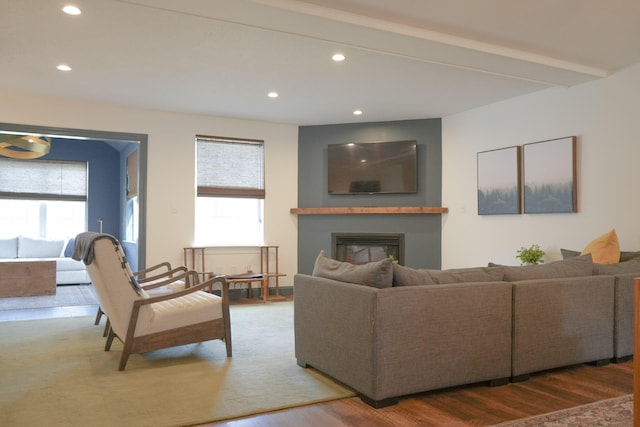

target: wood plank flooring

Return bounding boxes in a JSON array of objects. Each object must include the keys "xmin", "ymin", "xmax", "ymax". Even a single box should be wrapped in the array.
[{"xmin": 205, "ymin": 355, "xmax": 632, "ymax": 427}]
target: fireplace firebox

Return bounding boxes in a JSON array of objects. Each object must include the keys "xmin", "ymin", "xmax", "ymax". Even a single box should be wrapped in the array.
[{"xmin": 332, "ymin": 233, "xmax": 404, "ymax": 265}]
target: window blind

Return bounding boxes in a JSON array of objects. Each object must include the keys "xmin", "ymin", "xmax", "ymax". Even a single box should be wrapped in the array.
[
  {"xmin": 0, "ymin": 158, "xmax": 87, "ymax": 201},
  {"xmin": 196, "ymin": 135, "xmax": 265, "ymax": 198}
]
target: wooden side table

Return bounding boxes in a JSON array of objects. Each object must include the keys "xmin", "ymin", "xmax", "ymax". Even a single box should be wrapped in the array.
[{"xmin": 0, "ymin": 260, "xmax": 56, "ymax": 297}]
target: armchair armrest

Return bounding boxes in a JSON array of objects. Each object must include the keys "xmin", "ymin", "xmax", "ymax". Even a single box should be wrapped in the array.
[
  {"xmin": 134, "ymin": 261, "xmax": 172, "ymax": 277},
  {"xmin": 138, "ymin": 266, "xmax": 190, "ymax": 288}
]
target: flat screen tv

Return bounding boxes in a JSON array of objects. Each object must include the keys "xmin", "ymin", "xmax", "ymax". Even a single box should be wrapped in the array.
[{"xmin": 327, "ymin": 140, "xmax": 417, "ymax": 195}]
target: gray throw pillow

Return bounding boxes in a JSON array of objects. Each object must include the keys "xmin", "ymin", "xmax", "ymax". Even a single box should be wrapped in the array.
[
  {"xmin": 502, "ymin": 254, "xmax": 594, "ymax": 281},
  {"xmin": 594, "ymin": 256, "xmax": 640, "ymax": 275},
  {"xmin": 560, "ymin": 248, "xmax": 581, "ymax": 259},
  {"xmin": 312, "ymin": 250, "xmax": 393, "ymax": 289}
]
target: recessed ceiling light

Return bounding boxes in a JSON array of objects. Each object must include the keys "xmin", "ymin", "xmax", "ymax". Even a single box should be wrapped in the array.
[
  {"xmin": 56, "ymin": 64, "xmax": 72, "ymax": 71},
  {"xmin": 353, "ymin": 110, "xmax": 363, "ymax": 116},
  {"xmin": 62, "ymin": 5, "xmax": 82, "ymax": 15},
  {"xmin": 267, "ymin": 91, "xmax": 279, "ymax": 98},
  {"xmin": 332, "ymin": 53, "xmax": 346, "ymax": 62}
]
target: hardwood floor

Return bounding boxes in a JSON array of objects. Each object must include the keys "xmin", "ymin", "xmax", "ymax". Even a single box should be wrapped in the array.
[
  {"xmin": 1, "ymin": 295, "xmax": 633, "ymax": 426},
  {"xmin": 205, "ymin": 356, "xmax": 633, "ymax": 427}
]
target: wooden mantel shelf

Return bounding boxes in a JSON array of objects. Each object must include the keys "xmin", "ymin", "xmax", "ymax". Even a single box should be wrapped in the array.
[{"xmin": 290, "ymin": 207, "xmax": 448, "ymax": 215}]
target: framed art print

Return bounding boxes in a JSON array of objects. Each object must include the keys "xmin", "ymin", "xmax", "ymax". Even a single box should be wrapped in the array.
[
  {"xmin": 523, "ymin": 136, "xmax": 577, "ymax": 213},
  {"xmin": 477, "ymin": 146, "xmax": 521, "ymax": 215}
]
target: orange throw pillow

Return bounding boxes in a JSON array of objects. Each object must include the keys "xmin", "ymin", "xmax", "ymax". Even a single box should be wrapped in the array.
[{"xmin": 581, "ymin": 229, "xmax": 620, "ymax": 264}]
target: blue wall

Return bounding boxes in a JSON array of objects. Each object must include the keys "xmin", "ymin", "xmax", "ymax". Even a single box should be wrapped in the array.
[
  {"xmin": 47, "ymin": 138, "xmax": 121, "ymax": 238},
  {"xmin": 297, "ymin": 118, "xmax": 443, "ymax": 274}
]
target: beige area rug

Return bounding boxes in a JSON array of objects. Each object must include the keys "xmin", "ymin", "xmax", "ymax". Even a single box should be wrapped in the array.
[
  {"xmin": 0, "ymin": 301, "xmax": 355, "ymax": 427},
  {"xmin": 0, "ymin": 284, "xmax": 98, "ymax": 310},
  {"xmin": 492, "ymin": 394, "xmax": 633, "ymax": 426}
]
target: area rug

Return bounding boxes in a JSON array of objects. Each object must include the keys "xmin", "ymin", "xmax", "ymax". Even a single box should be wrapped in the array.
[
  {"xmin": 0, "ymin": 301, "xmax": 355, "ymax": 426},
  {"xmin": 492, "ymin": 394, "xmax": 633, "ymax": 426},
  {"xmin": 0, "ymin": 284, "xmax": 98, "ymax": 310}
]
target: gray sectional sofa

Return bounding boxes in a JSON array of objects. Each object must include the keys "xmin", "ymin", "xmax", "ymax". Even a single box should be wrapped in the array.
[{"xmin": 294, "ymin": 251, "xmax": 640, "ymax": 407}]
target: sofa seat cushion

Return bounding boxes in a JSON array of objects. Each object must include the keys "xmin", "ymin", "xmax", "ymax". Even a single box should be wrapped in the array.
[
  {"xmin": 136, "ymin": 291, "xmax": 222, "ymax": 336},
  {"xmin": 18, "ymin": 236, "xmax": 65, "ymax": 258},
  {"xmin": 55, "ymin": 257, "xmax": 87, "ymax": 272},
  {"xmin": 594, "ymin": 256, "xmax": 640, "ymax": 275},
  {"xmin": 312, "ymin": 250, "xmax": 393, "ymax": 289},
  {"xmin": 580, "ymin": 229, "xmax": 620, "ymax": 264},
  {"xmin": 502, "ymin": 254, "xmax": 593, "ymax": 281},
  {"xmin": 0, "ymin": 237, "xmax": 18, "ymax": 258}
]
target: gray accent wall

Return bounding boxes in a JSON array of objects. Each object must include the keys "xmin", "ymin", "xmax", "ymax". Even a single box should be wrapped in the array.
[{"xmin": 297, "ymin": 118, "xmax": 442, "ymax": 274}]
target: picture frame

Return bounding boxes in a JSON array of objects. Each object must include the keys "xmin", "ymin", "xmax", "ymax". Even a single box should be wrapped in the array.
[
  {"xmin": 477, "ymin": 146, "xmax": 521, "ymax": 215},
  {"xmin": 523, "ymin": 136, "xmax": 577, "ymax": 213}
]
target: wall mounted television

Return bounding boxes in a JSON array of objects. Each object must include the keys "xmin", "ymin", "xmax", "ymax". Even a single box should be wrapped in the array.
[{"xmin": 327, "ymin": 140, "xmax": 417, "ymax": 195}]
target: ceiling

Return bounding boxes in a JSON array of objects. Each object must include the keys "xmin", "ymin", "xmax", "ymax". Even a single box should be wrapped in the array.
[{"xmin": 3, "ymin": 0, "xmax": 640, "ymax": 126}]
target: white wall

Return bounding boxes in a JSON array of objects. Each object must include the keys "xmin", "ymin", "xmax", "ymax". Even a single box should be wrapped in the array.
[
  {"xmin": 442, "ymin": 62, "xmax": 640, "ymax": 268},
  {"xmin": 0, "ymin": 93, "xmax": 298, "ymax": 285}
]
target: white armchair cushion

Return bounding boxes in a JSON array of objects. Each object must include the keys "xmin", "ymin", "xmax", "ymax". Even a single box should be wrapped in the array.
[
  {"xmin": 0, "ymin": 237, "xmax": 18, "ymax": 258},
  {"xmin": 136, "ymin": 291, "xmax": 223, "ymax": 336},
  {"xmin": 18, "ymin": 236, "xmax": 65, "ymax": 258}
]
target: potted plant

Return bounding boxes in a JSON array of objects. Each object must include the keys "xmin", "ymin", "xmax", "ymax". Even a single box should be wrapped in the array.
[{"xmin": 516, "ymin": 244, "xmax": 545, "ymax": 265}]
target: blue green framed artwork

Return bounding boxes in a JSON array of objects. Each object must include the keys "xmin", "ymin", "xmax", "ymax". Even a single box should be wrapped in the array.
[
  {"xmin": 523, "ymin": 136, "xmax": 577, "ymax": 214},
  {"xmin": 477, "ymin": 146, "xmax": 521, "ymax": 215}
]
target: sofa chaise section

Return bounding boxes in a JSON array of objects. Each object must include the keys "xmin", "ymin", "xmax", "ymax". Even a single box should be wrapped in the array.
[{"xmin": 294, "ymin": 274, "xmax": 513, "ymax": 407}]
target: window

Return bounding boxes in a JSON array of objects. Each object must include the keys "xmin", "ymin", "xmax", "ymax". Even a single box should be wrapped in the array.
[
  {"xmin": 0, "ymin": 158, "xmax": 87, "ymax": 238},
  {"xmin": 195, "ymin": 136, "xmax": 264, "ymax": 246}
]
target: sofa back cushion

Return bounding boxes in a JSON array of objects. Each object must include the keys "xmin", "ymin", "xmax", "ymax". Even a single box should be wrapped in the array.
[
  {"xmin": 392, "ymin": 263, "xmax": 437, "ymax": 286},
  {"xmin": 312, "ymin": 250, "xmax": 393, "ymax": 289},
  {"xmin": 594, "ymin": 256, "xmax": 640, "ymax": 275},
  {"xmin": 502, "ymin": 254, "xmax": 594, "ymax": 281},
  {"xmin": 0, "ymin": 237, "xmax": 18, "ymax": 258},
  {"xmin": 430, "ymin": 266, "xmax": 505, "ymax": 284},
  {"xmin": 392, "ymin": 264, "xmax": 504, "ymax": 286},
  {"xmin": 18, "ymin": 236, "xmax": 65, "ymax": 258}
]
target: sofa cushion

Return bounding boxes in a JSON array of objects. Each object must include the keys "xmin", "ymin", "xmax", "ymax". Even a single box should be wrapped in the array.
[
  {"xmin": 64, "ymin": 238, "xmax": 76, "ymax": 257},
  {"xmin": 593, "ymin": 256, "xmax": 640, "ymax": 275},
  {"xmin": 392, "ymin": 263, "xmax": 437, "ymax": 286},
  {"xmin": 502, "ymin": 254, "xmax": 594, "ymax": 281},
  {"xmin": 562, "ymin": 247, "xmax": 640, "ymax": 263},
  {"xmin": 560, "ymin": 248, "xmax": 581, "ymax": 259},
  {"xmin": 18, "ymin": 236, "xmax": 65, "ymax": 258},
  {"xmin": 620, "ymin": 251, "xmax": 640, "ymax": 262},
  {"xmin": 0, "ymin": 237, "xmax": 18, "ymax": 258},
  {"xmin": 312, "ymin": 250, "xmax": 393, "ymax": 289},
  {"xmin": 430, "ymin": 266, "xmax": 505, "ymax": 284},
  {"xmin": 56, "ymin": 257, "xmax": 87, "ymax": 272},
  {"xmin": 580, "ymin": 229, "xmax": 620, "ymax": 264}
]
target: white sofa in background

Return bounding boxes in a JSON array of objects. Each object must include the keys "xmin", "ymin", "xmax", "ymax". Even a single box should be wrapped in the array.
[{"xmin": 0, "ymin": 236, "xmax": 90, "ymax": 285}]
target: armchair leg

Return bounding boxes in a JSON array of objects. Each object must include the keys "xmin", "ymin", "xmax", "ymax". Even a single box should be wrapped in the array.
[
  {"xmin": 95, "ymin": 307, "xmax": 104, "ymax": 325},
  {"xmin": 105, "ymin": 328, "xmax": 116, "ymax": 351}
]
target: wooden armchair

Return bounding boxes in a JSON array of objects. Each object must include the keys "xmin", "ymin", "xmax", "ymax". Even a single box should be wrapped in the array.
[{"xmin": 75, "ymin": 232, "xmax": 231, "ymax": 370}]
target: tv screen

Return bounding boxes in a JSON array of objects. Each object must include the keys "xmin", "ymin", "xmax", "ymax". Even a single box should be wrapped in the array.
[{"xmin": 328, "ymin": 140, "xmax": 417, "ymax": 195}]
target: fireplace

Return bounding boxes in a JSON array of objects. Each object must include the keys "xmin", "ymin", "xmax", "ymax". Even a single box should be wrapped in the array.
[{"xmin": 332, "ymin": 233, "xmax": 404, "ymax": 265}]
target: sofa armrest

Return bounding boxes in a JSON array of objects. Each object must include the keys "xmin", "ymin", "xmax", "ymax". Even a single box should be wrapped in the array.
[
  {"xmin": 613, "ymin": 272, "xmax": 638, "ymax": 359},
  {"xmin": 294, "ymin": 274, "xmax": 379, "ymax": 395}
]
